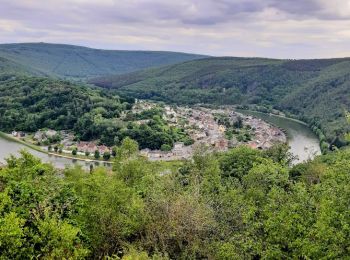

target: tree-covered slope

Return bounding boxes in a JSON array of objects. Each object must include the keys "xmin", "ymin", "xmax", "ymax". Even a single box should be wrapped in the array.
[
  {"xmin": 0, "ymin": 75, "xmax": 128, "ymax": 133},
  {"xmin": 2, "ymin": 140, "xmax": 350, "ymax": 259},
  {"xmin": 0, "ymin": 75, "xmax": 192, "ymax": 149},
  {"xmin": 0, "ymin": 56, "xmax": 44, "ymax": 76},
  {"xmin": 0, "ymin": 43, "xmax": 206, "ymax": 79},
  {"xmin": 91, "ymin": 57, "xmax": 350, "ymax": 143}
]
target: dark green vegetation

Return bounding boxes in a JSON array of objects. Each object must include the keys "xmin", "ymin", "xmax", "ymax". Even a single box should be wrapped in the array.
[
  {"xmin": 0, "ymin": 43, "xmax": 205, "ymax": 79},
  {"xmin": 91, "ymin": 57, "xmax": 350, "ymax": 147},
  {"xmin": 0, "ymin": 75, "xmax": 190, "ymax": 149},
  {"xmin": 1, "ymin": 139, "xmax": 350, "ymax": 259}
]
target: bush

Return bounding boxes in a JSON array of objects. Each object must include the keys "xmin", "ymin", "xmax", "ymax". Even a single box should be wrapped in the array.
[
  {"xmin": 160, "ymin": 144, "xmax": 172, "ymax": 151},
  {"xmin": 94, "ymin": 150, "xmax": 100, "ymax": 159},
  {"xmin": 103, "ymin": 151, "xmax": 111, "ymax": 160}
]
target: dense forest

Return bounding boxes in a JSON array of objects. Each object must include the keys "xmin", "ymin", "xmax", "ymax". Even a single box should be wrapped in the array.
[
  {"xmin": 0, "ymin": 43, "xmax": 206, "ymax": 79},
  {"xmin": 91, "ymin": 57, "xmax": 350, "ymax": 146},
  {"xmin": 1, "ymin": 140, "xmax": 350, "ymax": 259},
  {"xmin": 0, "ymin": 75, "xmax": 190, "ymax": 149}
]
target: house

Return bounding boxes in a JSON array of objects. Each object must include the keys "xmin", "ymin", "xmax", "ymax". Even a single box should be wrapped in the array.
[
  {"xmin": 87, "ymin": 143, "xmax": 98, "ymax": 153},
  {"xmin": 247, "ymin": 142, "xmax": 258, "ymax": 149},
  {"xmin": 77, "ymin": 142, "xmax": 98, "ymax": 153},
  {"xmin": 215, "ymin": 139, "xmax": 228, "ymax": 151},
  {"xmin": 77, "ymin": 141, "xmax": 89, "ymax": 152},
  {"xmin": 98, "ymin": 145, "xmax": 109, "ymax": 154},
  {"xmin": 173, "ymin": 142, "xmax": 185, "ymax": 156},
  {"xmin": 46, "ymin": 129, "xmax": 57, "ymax": 138},
  {"xmin": 140, "ymin": 148, "xmax": 151, "ymax": 157},
  {"xmin": 34, "ymin": 131, "xmax": 45, "ymax": 141},
  {"xmin": 135, "ymin": 119, "xmax": 150, "ymax": 125}
]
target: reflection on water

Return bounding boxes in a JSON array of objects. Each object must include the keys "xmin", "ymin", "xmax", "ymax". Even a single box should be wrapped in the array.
[
  {"xmin": 0, "ymin": 136, "xmax": 111, "ymax": 169},
  {"xmin": 237, "ymin": 110, "xmax": 321, "ymax": 163}
]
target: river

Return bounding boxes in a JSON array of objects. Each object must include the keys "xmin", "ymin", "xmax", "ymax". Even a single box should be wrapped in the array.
[
  {"xmin": 238, "ymin": 110, "xmax": 321, "ymax": 162},
  {"xmin": 0, "ymin": 112, "xmax": 320, "ymax": 167},
  {"xmin": 0, "ymin": 135, "xmax": 112, "ymax": 169}
]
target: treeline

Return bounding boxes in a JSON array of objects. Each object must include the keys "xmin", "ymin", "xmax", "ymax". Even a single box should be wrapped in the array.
[{"xmin": 1, "ymin": 140, "xmax": 350, "ymax": 259}]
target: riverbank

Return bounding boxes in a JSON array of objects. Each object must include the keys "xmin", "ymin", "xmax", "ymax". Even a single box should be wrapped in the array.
[
  {"xmin": 235, "ymin": 109, "xmax": 309, "ymax": 126},
  {"xmin": 0, "ymin": 132, "xmax": 114, "ymax": 165},
  {"xmin": 237, "ymin": 109, "xmax": 321, "ymax": 162}
]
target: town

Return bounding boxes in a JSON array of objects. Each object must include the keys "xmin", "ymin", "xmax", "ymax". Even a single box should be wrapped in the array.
[{"xmin": 11, "ymin": 100, "xmax": 287, "ymax": 162}]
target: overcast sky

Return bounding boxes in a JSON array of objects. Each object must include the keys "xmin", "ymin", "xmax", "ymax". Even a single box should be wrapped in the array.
[{"xmin": 1, "ymin": 0, "xmax": 350, "ymax": 58}]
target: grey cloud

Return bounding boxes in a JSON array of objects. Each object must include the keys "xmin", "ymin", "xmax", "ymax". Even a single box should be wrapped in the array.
[{"xmin": 1, "ymin": 0, "xmax": 350, "ymax": 59}]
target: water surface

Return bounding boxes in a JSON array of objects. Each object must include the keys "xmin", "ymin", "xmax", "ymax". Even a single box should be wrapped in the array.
[
  {"xmin": 238, "ymin": 110, "xmax": 321, "ymax": 162},
  {"xmin": 0, "ymin": 135, "xmax": 111, "ymax": 169}
]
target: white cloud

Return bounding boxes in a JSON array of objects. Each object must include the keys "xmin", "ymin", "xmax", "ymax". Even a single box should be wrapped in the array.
[{"xmin": 0, "ymin": 0, "xmax": 350, "ymax": 58}]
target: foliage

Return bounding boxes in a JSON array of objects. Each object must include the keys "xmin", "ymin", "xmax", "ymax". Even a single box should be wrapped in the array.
[
  {"xmin": 0, "ymin": 75, "xmax": 189, "ymax": 150},
  {"xmin": 1, "ymin": 145, "xmax": 350, "ymax": 258}
]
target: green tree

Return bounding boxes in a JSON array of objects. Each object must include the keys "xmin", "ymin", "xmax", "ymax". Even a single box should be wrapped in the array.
[
  {"xmin": 103, "ymin": 151, "xmax": 111, "ymax": 161},
  {"xmin": 160, "ymin": 144, "xmax": 172, "ymax": 151},
  {"xmin": 94, "ymin": 150, "xmax": 100, "ymax": 159}
]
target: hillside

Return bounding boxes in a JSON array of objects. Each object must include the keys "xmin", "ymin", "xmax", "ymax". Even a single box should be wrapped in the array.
[
  {"xmin": 0, "ymin": 75, "xmax": 193, "ymax": 150},
  {"xmin": 2, "ymin": 137, "xmax": 350, "ymax": 258},
  {"xmin": 91, "ymin": 57, "xmax": 350, "ymax": 144},
  {"xmin": 0, "ymin": 43, "xmax": 206, "ymax": 79}
]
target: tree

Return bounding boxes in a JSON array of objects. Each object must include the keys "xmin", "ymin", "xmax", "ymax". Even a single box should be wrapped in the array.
[
  {"xmin": 116, "ymin": 137, "xmax": 139, "ymax": 161},
  {"xmin": 103, "ymin": 151, "xmax": 111, "ymax": 161},
  {"xmin": 72, "ymin": 148, "xmax": 77, "ymax": 156},
  {"xmin": 160, "ymin": 144, "xmax": 172, "ymax": 151},
  {"xmin": 111, "ymin": 146, "xmax": 117, "ymax": 157},
  {"xmin": 233, "ymin": 116, "xmax": 243, "ymax": 128},
  {"xmin": 94, "ymin": 150, "xmax": 100, "ymax": 159},
  {"xmin": 0, "ymin": 212, "xmax": 25, "ymax": 258}
]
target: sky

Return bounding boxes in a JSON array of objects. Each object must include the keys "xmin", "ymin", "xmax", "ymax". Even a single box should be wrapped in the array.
[{"xmin": 1, "ymin": 0, "xmax": 350, "ymax": 58}]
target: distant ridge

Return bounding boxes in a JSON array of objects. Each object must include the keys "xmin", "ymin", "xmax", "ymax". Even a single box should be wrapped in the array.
[{"xmin": 0, "ymin": 42, "xmax": 207, "ymax": 79}]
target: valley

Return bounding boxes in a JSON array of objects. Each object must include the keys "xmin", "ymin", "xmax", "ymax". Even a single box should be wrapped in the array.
[
  {"xmin": 0, "ymin": 44, "xmax": 347, "ymax": 259},
  {"xmin": 0, "ymin": 97, "xmax": 322, "ymax": 170},
  {"xmin": 0, "ymin": 99, "xmax": 291, "ymax": 165}
]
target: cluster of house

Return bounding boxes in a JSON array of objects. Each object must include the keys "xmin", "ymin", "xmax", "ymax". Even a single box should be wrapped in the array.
[
  {"xmin": 11, "ymin": 131, "xmax": 26, "ymax": 138},
  {"xmin": 140, "ymin": 107, "xmax": 231, "ymax": 161},
  {"xmin": 14, "ymin": 102, "xmax": 287, "ymax": 162},
  {"xmin": 76, "ymin": 142, "xmax": 110, "ymax": 154},
  {"xmin": 244, "ymin": 116, "xmax": 286, "ymax": 149},
  {"xmin": 140, "ymin": 142, "xmax": 192, "ymax": 161},
  {"xmin": 132, "ymin": 99, "xmax": 157, "ymax": 114},
  {"xmin": 181, "ymin": 108, "xmax": 229, "ymax": 151},
  {"xmin": 33, "ymin": 129, "xmax": 59, "ymax": 142},
  {"xmin": 163, "ymin": 106, "xmax": 178, "ymax": 124}
]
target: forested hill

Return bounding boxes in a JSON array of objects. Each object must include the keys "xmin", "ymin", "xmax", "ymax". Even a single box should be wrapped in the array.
[
  {"xmin": 0, "ymin": 43, "xmax": 206, "ymax": 79},
  {"xmin": 91, "ymin": 57, "xmax": 350, "ymax": 144}
]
